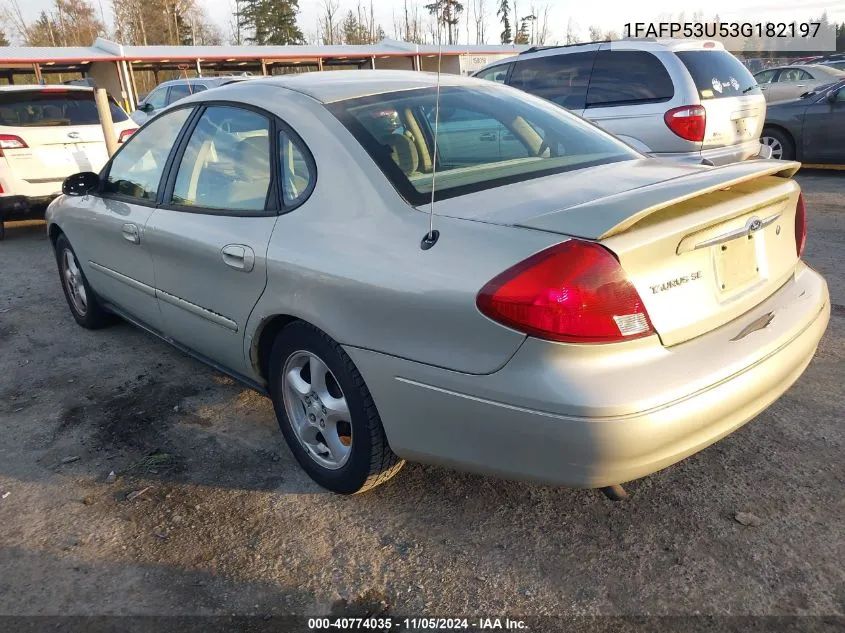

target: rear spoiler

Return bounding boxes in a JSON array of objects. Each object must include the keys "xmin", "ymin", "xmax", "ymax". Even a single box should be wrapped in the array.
[{"xmin": 517, "ymin": 160, "xmax": 801, "ymax": 240}]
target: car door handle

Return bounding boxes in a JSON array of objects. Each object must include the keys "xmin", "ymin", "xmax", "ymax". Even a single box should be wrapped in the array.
[
  {"xmin": 796, "ymin": 84, "xmax": 806, "ymax": 88},
  {"xmin": 122, "ymin": 223, "xmax": 140, "ymax": 244},
  {"xmin": 221, "ymin": 244, "xmax": 255, "ymax": 272},
  {"xmin": 479, "ymin": 131, "xmax": 497, "ymax": 141}
]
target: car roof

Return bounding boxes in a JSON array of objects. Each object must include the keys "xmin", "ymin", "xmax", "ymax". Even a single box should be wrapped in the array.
[
  {"xmin": 761, "ymin": 64, "xmax": 837, "ymax": 72},
  {"xmin": 249, "ymin": 70, "xmax": 489, "ymax": 104},
  {"xmin": 0, "ymin": 84, "xmax": 94, "ymax": 93},
  {"xmin": 157, "ymin": 76, "xmax": 254, "ymax": 87},
  {"xmin": 474, "ymin": 38, "xmax": 727, "ymax": 73}
]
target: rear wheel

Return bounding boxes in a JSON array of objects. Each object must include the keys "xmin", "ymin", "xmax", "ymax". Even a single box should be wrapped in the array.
[
  {"xmin": 54, "ymin": 234, "xmax": 112, "ymax": 329},
  {"xmin": 268, "ymin": 321, "xmax": 404, "ymax": 494},
  {"xmin": 760, "ymin": 128, "xmax": 795, "ymax": 160}
]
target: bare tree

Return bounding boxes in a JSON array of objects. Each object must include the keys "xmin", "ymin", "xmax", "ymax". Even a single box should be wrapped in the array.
[
  {"xmin": 1, "ymin": 0, "xmax": 33, "ymax": 43},
  {"xmin": 565, "ymin": 17, "xmax": 578, "ymax": 44},
  {"xmin": 319, "ymin": 0, "xmax": 340, "ymax": 44},
  {"xmin": 472, "ymin": 0, "xmax": 487, "ymax": 44},
  {"xmin": 228, "ymin": 0, "xmax": 241, "ymax": 44},
  {"xmin": 588, "ymin": 24, "xmax": 603, "ymax": 42},
  {"xmin": 535, "ymin": 4, "xmax": 550, "ymax": 45}
]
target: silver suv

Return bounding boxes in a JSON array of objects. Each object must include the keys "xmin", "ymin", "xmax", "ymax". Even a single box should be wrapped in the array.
[
  {"xmin": 475, "ymin": 39, "xmax": 769, "ymax": 165},
  {"xmin": 132, "ymin": 76, "xmax": 255, "ymax": 125}
]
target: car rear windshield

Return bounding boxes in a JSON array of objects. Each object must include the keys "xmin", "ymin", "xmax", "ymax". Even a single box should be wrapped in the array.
[
  {"xmin": 327, "ymin": 85, "xmax": 639, "ymax": 205},
  {"xmin": 675, "ymin": 50, "xmax": 760, "ymax": 99},
  {"xmin": 0, "ymin": 90, "xmax": 128, "ymax": 127}
]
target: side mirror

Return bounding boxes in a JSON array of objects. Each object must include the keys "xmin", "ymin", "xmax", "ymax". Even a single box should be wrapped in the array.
[
  {"xmin": 62, "ymin": 172, "xmax": 100, "ymax": 197},
  {"xmin": 139, "ymin": 102, "xmax": 154, "ymax": 113},
  {"xmin": 827, "ymin": 90, "xmax": 840, "ymax": 104}
]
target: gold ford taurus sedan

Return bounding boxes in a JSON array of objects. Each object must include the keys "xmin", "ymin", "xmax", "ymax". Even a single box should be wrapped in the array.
[{"xmin": 46, "ymin": 71, "xmax": 830, "ymax": 496}]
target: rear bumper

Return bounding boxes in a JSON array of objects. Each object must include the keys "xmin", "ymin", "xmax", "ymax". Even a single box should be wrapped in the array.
[
  {"xmin": 347, "ymin": 263, "xmax": 829, "ymax": 488},
  {"xmin": 653, "ymin": 139, "xmax": 766, "ymax": 167},
  {"xmin": 0, "ymin": 195, "xmax": 55, "ymax": 221}
]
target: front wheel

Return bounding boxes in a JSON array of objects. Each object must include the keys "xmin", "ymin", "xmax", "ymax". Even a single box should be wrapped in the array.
[
  {"xmin": 54, "ymin": 234, "xmax": 112, "ymax": 329},
  {"xmin": 268, "ymin": 322, "xmax": 404, "ymax": 494}
]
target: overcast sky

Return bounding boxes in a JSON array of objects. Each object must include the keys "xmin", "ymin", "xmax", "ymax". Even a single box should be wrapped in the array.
[{"xmin": 17, "ymin": 0, "xmax": 845, "ymax": 45}]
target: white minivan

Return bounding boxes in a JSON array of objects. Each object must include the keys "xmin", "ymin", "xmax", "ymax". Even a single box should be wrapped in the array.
[{"xmin": 0, "ymin": 85, "xmax": 137, "ymax": 239}]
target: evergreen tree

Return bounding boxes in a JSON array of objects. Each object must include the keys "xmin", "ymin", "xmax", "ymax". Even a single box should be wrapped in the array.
[
  {"xmin": 496, "ymin": 0, "xmax": 511, "ymax": 44},
  {"xmin": 425, "ymin": 0, "xmax": 464, "ymax": 45},
  {"xmin": 238, "ymin": 0, "xmax": 304, "ymax": 45}
]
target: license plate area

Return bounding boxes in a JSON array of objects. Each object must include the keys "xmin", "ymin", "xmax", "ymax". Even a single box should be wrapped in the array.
[{"xmin": 715, "ymin": 234, "xmax": 759, "ymax": 293}]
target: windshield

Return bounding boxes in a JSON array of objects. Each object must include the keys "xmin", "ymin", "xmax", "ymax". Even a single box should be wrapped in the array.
[
  {"xmin": 675, "ymin": 50, "xmax": 760, "ymax": 99},
  {"xmin": 0, "ymin": 90, "xmax": 128, "ymax": 127},
  {"xmin": 327, "ymin": 85, "xmax": 639, "ymax": 205}
]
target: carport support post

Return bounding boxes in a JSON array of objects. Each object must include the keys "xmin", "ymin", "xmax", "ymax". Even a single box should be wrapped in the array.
[
  {"xmin": 94, "ymin": 89, "xmax": 119, "ymax": 158},
  {"xmin": 196, "ymin": 59, "xmax": 203, "ymax": 77},
  {"xmin": 260, "ymin": 59, "xmax": 267, "ymax": 76},
  {"xmin": 32, "ymin": 63, "xmax": 43, "ymax": 84}
]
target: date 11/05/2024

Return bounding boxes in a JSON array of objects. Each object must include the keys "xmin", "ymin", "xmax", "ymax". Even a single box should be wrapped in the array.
[{"xmin": 308, "ymin": 617, "xmax": 529, "ymax": 630}]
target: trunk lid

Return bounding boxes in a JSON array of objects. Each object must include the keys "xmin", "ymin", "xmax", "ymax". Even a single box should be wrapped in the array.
[{"xmin": 431, "ymin": 158, "xmax": 803, "ymax": 347}]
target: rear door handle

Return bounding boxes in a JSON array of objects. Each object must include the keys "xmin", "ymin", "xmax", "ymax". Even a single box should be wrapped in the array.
[
  {"xmin": 122, "ymin": 223, "xmax": 140, "ymax": 244},
  {"xmin": 221, "ymin": 244, "xmax": 255, "ymax": 272}
]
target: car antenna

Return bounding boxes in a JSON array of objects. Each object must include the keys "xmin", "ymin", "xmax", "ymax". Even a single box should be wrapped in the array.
[{"xmin": 420, "ymin": 5, "xmax": 443, "ymax": 251}]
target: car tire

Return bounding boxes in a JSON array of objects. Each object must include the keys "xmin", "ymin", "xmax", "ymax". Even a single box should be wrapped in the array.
[
  {"xmin": 54, "ymin": 234, "xmax": 112, "ymax": 329},
  {"xmin": 268, "ymin": 321, "xmax": 404, "ymax": 494},
  {"xmin": 760, "ymin": 128, "xmax": 795, "ymax": 161}
]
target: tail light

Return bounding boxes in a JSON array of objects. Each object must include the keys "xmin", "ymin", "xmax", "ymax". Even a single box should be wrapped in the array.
[
  {"xmin": 476, "ymin": 240, "xmax": 655, "ymax": 343},
  {"xmin": 664, "ymin": 105, "xmax": 706, "ymax": 142},
  {"xmin": 118, "ymin": 128, "xmax": 137, "ymax": 143},
  {"xmin": 795, "ymin": 192, "xmax": 806, "ymax": 257},
  {"xmin": 0, "ymin": 134, "xmax": 27, "ymax": 156}
]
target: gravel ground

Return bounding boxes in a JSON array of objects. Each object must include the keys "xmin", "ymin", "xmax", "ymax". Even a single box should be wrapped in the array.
[{"xmin": 0, "ymin": 171, "xmax": 843, "ymax": 628}]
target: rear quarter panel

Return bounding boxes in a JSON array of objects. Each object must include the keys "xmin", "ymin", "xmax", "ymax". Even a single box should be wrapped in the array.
[{"xmin": 241, "ymin": 87, "xmax": 560, "ymax": 378}]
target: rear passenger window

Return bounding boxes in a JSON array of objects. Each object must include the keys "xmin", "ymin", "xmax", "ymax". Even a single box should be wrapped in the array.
[
  {"xmin": 510, "ymin": 52, "xmax": 596, "ymax": 111},
  {"xmin": 171, "ymin": 106, "xmax": 271, "ymax": 212},
  {"xmin": 754, "ymin": 69, "xmax": 777, "ymax": 84},
  {"xmin": 586, "ymin": 51, "xmax": 674, "ymax": 108},
  {"xmin": 477, "ymin": 64, "xmax": 512, "ymax": 83},
  {"xmin": 167, "ymin": 84, "xmax": 194, "ymax": 104},
  {"xmin": 279, "ymin": 130, "xmax": 314, "ymax": 207},
  {"xmin": 778, "ymin": 69, "xmax": 811, "ymax": 82}
]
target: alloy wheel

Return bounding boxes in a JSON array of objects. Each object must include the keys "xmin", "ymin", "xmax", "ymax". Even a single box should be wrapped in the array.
[
  {"xmin": 61, "ymin": 248, "xmax": 88, "ymax": 316},
  {"xmin": 282, "ymin": 351, "xmax": 353, "ymax": 470},
  {"xmin": 760, "ymin": 135, "xmax": 784, "ymax": 160}
]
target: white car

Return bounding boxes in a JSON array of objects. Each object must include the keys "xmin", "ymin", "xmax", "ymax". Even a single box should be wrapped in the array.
[{"xmin": 0, "ymin": 85, "xmax": 137, "ymax": 239}]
